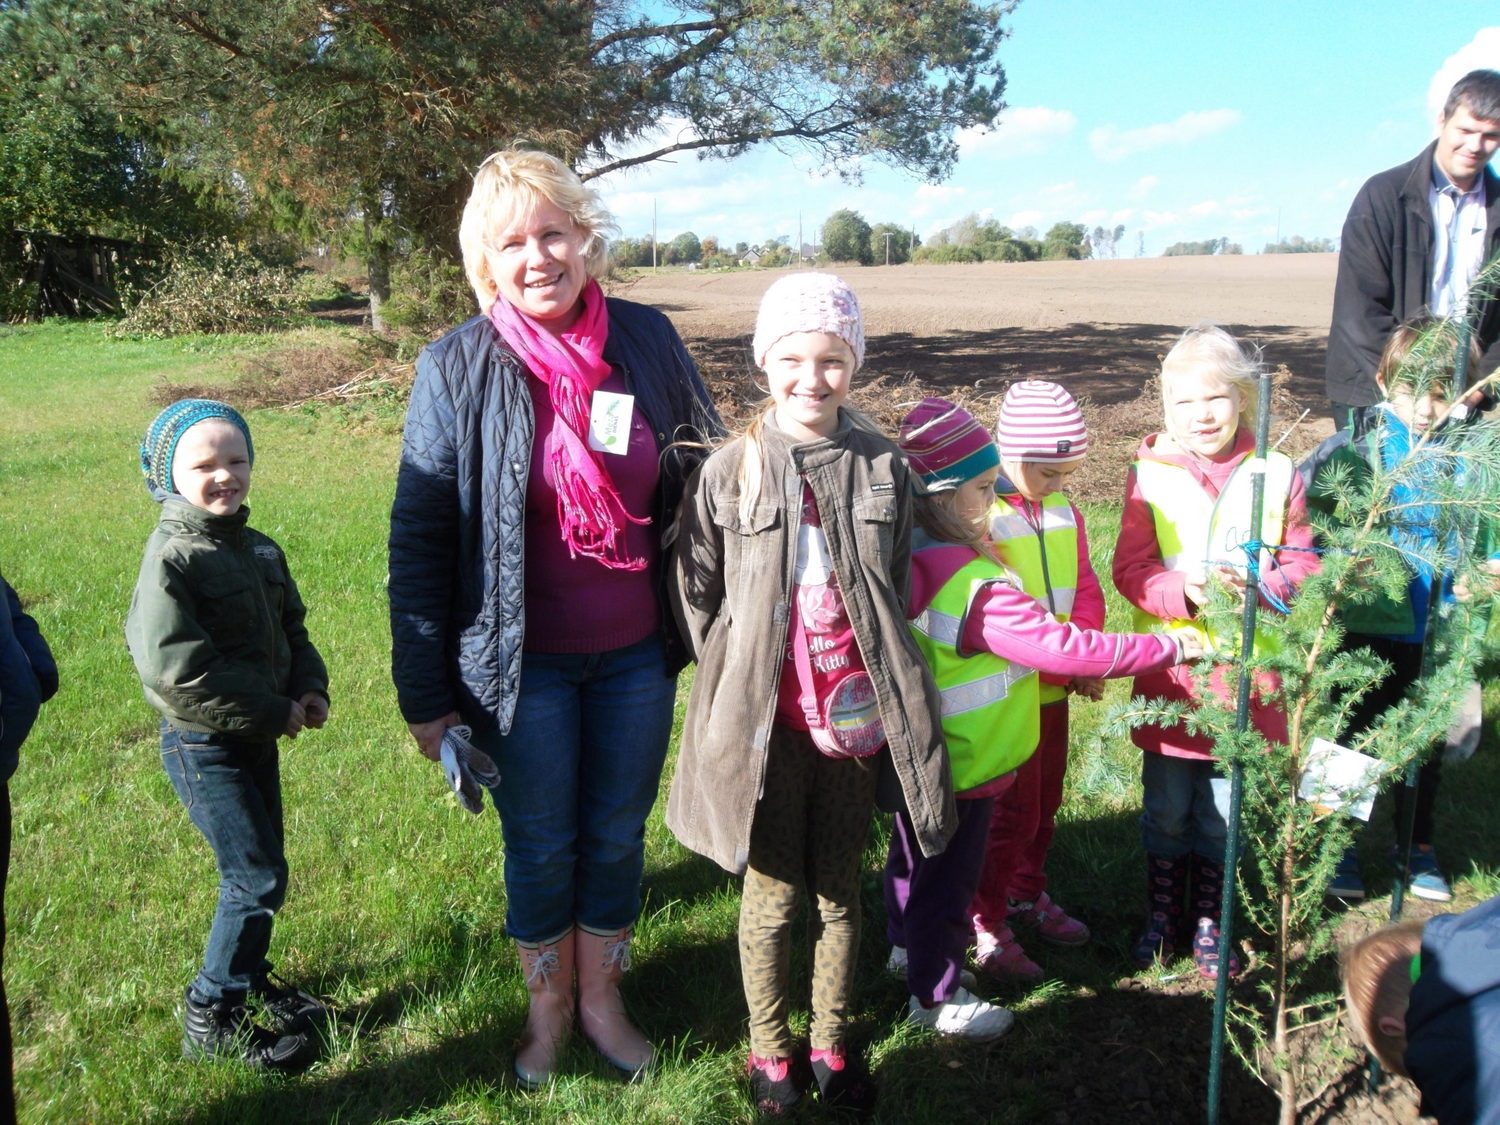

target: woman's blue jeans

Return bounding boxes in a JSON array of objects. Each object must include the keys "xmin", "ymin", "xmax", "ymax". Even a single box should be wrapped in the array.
[
  {"xmin": 474, "ymin": 634, "xmax": 676, "ymax": 943},
  {"xmin": 160, "ymin": 724, "xmax": 286, "ymax": 1003}
]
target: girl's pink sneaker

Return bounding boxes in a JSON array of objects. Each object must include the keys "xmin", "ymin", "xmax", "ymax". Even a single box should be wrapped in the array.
[
  {"xmin": 973, "ymin": 924, "xmax": 1042, "ymax": 982},
  {"xmin": 1008, "ymin": 892, "xmax": 1090, "ymax": 947}
]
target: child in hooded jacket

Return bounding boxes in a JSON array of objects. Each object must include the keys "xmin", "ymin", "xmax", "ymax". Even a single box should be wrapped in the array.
[
  {"xmin": 1341, "ymin": 893, "xmax": 1500, "ymax": 1125},
  {"xmin": 890, "ymin": 398, "xmax": 1200, "ymax": 1039},
  {"xmin": 668, "ymin": 273, "xmax": 953, "ymax": 1118},
  {"xmin": 1113, "ymin": 324, "xmax": 1318, "ymax": 979},
  {"xmin": 967, "ymin": 379, "xmax": 1106, "ymax": 982}
]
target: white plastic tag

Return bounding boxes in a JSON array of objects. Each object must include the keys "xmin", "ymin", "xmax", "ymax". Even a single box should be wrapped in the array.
[
  {"xmin": 1297, "ymin": 737, "xmax": 1384, "ymax": 821},
  {"xmin": 588, "ymin": 390, "xmax": 634, "ymax": 455}
]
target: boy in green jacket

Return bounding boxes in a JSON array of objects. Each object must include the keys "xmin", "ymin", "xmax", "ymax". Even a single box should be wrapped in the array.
[{"xmin": 126, "ymin": 399, "xmax": 330, "ymax": 1070}]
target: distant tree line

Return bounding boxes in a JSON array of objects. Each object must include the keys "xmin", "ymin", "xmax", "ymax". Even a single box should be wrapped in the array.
[
  {"xmin": 1160, "ymin": 235, "xmax": 1334, "ymax": 258},
  {"xmin": 612, "ymin": 234, "xmax": 800, "ymax": 270},
  {"xmin": 1262, "ymin": 235, "xmax": 1336, "ymax": 254},
  {"xmin": 612, "ymin": 209, "xmax": 1103, "ymax": 273},
  {"xmin": 1163, "ymin": 237, "xmax": 1244, "ymax": 257},
  {"xmin": 812, "ymin": 211, "xmax": 1091, "ymax": 265},
  {"xmin": 596, "ymin": 221, "xmax": 1337, "ymax": 274}
]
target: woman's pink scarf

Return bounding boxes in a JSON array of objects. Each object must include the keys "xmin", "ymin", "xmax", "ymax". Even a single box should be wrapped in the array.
[{"xmin": 488, "ymin": 279, "xmax": 647, "ymax": 570}]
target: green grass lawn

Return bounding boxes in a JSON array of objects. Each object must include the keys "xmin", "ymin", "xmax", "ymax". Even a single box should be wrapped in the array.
[{"xmin": 1, "ymin": 320, "xmax": 1496, "ymax": 1124}]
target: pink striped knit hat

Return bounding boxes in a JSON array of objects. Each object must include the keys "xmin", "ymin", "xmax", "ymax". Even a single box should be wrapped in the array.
[{"xmin": 996, "ymin": 379, "xmax": 1089, "ymax": 463}]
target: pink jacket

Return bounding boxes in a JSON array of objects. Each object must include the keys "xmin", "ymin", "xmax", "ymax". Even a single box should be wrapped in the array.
[
  {"xmin": 1112, "ymin": 428, "xmax": 1319, "ymax": 758},
  {"xmin": 909, "ymin": 542, "xmax": 1181, "ymax": 682}
]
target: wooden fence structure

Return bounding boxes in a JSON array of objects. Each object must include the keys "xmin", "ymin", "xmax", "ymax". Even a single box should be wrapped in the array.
[{"xmin": 1, "ymin": 230, "xmax": 150, "ymax": 318}]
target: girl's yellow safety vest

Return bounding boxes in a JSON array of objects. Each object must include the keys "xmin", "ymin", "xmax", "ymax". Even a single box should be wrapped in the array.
[
  {"xmin": 908, "ymin": 549, "xmax": 1039, "ymax": 791},
  {"xmin": 988, "ymin": 493, "xmax": 1080, "ymax": 704},
  {"xmin": 1130, "ymin": 451, "xmax": 1295, "ymax": 653}
]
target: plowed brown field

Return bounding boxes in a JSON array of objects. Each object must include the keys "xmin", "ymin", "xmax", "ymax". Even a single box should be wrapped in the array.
[
  {"xmin": 609, "ymin": 253, "xmax": 1339, "ymax": 505},
  {"xmin": 616, "ymin": 256, "xmax": 1439, "ymax": 1125}
]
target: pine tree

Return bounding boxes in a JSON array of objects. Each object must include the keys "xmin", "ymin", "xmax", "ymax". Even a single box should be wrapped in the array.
[{"xmin": 1112, "ymin": 282, "xmax": 1500, "ymax": 1122}]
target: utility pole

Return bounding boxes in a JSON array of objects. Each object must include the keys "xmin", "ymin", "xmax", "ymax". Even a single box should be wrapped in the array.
[
  {"xmin": 884, "ymin": 232, "xmax": 893, "ymax": 266},
  {"xmin": 652, "ymin": 199, "xmax": 658, "ymax": 272}
]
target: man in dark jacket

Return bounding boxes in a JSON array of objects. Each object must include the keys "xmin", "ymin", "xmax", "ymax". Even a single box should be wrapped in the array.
[
  {"xmin": 0, "ymin": 571, "xmax": 58, "ymax": 1125},
  {"xmin": 1326, "ymin": 69, "xmax": 1500, "ymax": 435}
]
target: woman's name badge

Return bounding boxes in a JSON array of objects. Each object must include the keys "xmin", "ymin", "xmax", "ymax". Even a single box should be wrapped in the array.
[{"xmin": 589, "ymin": 390, "xmax": 634, "ymax": 455}]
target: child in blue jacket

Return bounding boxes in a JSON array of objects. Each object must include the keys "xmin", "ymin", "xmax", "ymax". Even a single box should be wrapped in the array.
[
  {"xmin": 1304, "ymin": 320, "xmax": 1494, "ymax": 905},
  {"xmin": 1, "ymin": 567, "xmax": 58, "ymax": 1122},
  {"xmin": 1342, "ymin": 894, "xmax": 1500, "ymax": 1124}
]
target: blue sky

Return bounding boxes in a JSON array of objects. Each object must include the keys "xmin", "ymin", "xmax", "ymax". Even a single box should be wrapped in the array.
[{"xmin": 589, "ymin": 5, "xmax": 1499, "ymax": 258}]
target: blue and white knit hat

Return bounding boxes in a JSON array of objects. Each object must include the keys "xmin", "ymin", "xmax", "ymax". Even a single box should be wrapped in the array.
[{"xmin": 140, "ymin": 399, "xmax": 254, "ymax": 495}]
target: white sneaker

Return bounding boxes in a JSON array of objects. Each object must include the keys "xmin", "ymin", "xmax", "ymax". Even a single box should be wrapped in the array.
[
  {"xmin": 887, "ymin": 946, "xmax": 979, "ymax": 991},
  {"xmin": 906, "ymin": 987, "xmax": 1014, "ymax": 1041}
]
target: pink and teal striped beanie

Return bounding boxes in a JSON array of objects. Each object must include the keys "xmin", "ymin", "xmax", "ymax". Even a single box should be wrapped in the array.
[{"xmin": 898, "ymin": 397, "xmax": 1000, "ymax": 491}]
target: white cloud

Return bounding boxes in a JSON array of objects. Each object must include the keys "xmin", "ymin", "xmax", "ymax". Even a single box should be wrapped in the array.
[
  {"xmin": 958, "ymin": 106, "xmax": 1077, "ymax": 158},
  {"xmin": 1427, "ymin": 28, "xmax": 1500, "ymax": 126},
  {"xmin": 914, "ymin": 183, "xmax": 963, "ymax": 204},
  {"xmin": 1189, "ymin": 200, "xmax": 1221, "ymax": 216},
  {"xmin": 1006, "ymin": 209, "xmax": 1045, "ymax": 230},
  {"xmin": 1130, "ymin": 175, "xmax": 1160, "ymax": 200},
  {"xmin": 1320, "ymin": 178, "xmax": 1358, "ymax": 201},
  {"xmin": 1088, "ymin": 109, "xmax": 1242, "ymax": 162}
]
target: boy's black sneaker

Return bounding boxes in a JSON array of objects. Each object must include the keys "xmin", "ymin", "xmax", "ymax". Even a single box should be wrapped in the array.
[
  {"xmin": 252, "ymin": 972, "xmax": 333, "ymax": 1034},
  {"xmin": 182, "ymin": 988, "xmax": 315, "ymax": 1072}
]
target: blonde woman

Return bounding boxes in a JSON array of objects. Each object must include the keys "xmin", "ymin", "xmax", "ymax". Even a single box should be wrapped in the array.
[{"xmin": 388, "ymin": 149, "xmax": 720, "ymax": 1087}]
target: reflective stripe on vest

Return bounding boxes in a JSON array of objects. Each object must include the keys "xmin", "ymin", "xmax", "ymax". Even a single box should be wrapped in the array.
[
  {"xmin": 989, "ymin": 493, "xmax": 1079, "ymax": 703},
  {"xmin": 1131, "ymin": 452, "xmax": 1294, "ymax": 653},
  {"xmin": 908, "ymin": 553, "xmax": 1040, "ymax": 789}
]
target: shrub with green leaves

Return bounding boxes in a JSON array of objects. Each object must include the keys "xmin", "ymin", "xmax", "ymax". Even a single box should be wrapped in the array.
[
  {"xmin": 379, "ymin": 247, "xmax": 475, "ymax": 358},
  {"xmin": 290, "ymin": 269, "xmax": 354, "ymax": 305},
  {"xmin": 111, "ymin": 239, "xmax": 298, "ymax": 338},
  {"xmin": 0, "ymin": 248, "xmax": 37, "ymax": 323}
]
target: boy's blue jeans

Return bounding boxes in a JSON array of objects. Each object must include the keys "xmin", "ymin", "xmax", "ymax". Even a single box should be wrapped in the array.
[
  {"xmin": 160, "ymin": 724, "xmax": 286, "ymax": 1003},
  {"xmin": 473, "ymin": 633, "xmax": 676, "ymax": 943}
]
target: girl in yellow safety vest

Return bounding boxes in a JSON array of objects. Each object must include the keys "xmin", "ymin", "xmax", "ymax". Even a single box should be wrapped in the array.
[
  {"xmin": 1112, "ymin": 323, "xmax": 1319, "ymax": 980},
  {"xmin": 891, "ymin": 399, "xmax": 1201, "ymax": 1042},
  {"xmin": 969, "ymin": 379, "xmax": 1107, "ymax": 984}
]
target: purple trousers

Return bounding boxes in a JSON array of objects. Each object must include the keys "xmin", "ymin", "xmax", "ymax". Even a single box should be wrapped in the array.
[{"xmin": 884, "ymin": 794, "xmax": 995, "ymax": 1006}]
